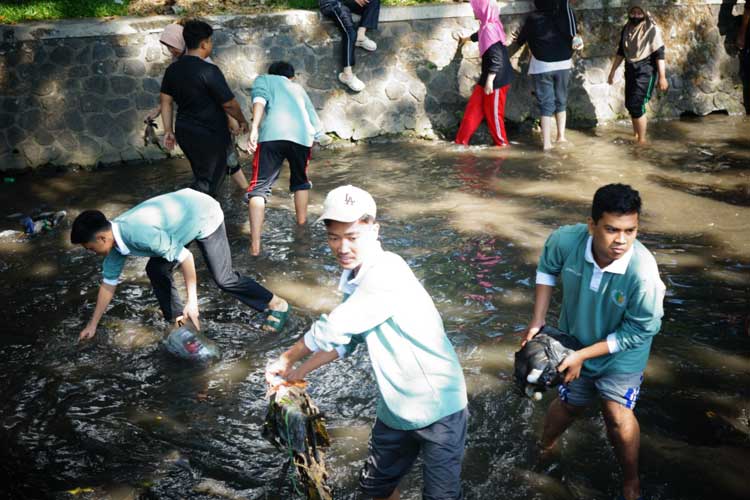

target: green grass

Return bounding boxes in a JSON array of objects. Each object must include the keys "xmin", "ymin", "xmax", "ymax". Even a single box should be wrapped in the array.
[
  {"xmin": 0, "ymin": 0, "xmax": 129, "ymax": 23},
  {"xmin": 268, "ymin": 0, "xmax": 446, "ymax": 8},
  {"xmin": 0, "ymin": 0, "xmax": 450, "ymax": 23}
]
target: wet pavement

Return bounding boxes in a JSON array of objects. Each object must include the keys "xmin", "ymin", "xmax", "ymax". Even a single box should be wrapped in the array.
[{"xmin": 0, "ymin": 115, "xmax": 749, "ymax": 499}]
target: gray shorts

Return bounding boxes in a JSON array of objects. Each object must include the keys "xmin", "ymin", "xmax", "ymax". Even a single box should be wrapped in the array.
[
  {"xmin": 359, "ymin": 407, "xmax": 468, "ymax": 499},
  {"xmin": 558, "ymin": 372, "xmax": 644, "ymax": 410},
  {"xmin": 532, "ymin": 69, "xmax": 571, "ymax": 116}
]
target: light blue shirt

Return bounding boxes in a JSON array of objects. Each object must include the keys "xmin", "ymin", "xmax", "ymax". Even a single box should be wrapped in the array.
[
  {"xmin": 251, "ymin": 74, "xmax": 323, "ymax": 147},
  {"xmin": 303, "ymin": 243, "xmax": 468, "ymax": 430},
  {"xmin": 102, "ymin": 189, "xmax": 224, "ymax": 284}
]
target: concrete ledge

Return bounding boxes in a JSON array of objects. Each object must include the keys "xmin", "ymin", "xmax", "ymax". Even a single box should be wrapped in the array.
[{"xmin": 3, "ymin": 1, "xmax": 745, "ymax": 42}]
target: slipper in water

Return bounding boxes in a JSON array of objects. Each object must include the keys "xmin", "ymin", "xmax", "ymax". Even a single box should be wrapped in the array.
[{"xmin": 263, "ymin": 306, "xmax": 291, "ymax": 333}]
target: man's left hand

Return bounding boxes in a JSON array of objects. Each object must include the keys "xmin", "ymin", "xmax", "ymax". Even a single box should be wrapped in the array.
[
  {"xmin": 558, "ymin": 351, "xmax": 584, "ymax": 384},
  {"xmin": 355, "ymin": 0, "xmax": 369, "ymax": 6},
  {"xmin": 484, "ymin": 82, "xmax": 494, "ymax": 95},
  {"xmin": 657, "ymin": 76, "xmax": 669, "ymax": 92}
]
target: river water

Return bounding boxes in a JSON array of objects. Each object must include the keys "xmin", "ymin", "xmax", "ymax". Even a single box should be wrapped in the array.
[{"xmin": 1, "ymin": 115, "xmax": 748, "ymax": 500}]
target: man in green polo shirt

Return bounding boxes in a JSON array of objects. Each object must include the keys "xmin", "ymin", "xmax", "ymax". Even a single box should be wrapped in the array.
[
  {"xmin": 70, "ymin": 188, "xmax": 290, "ymax": 341},
  {"xmin": 523, "ymin": 183, "xmax": 665, "ymax": 500}
]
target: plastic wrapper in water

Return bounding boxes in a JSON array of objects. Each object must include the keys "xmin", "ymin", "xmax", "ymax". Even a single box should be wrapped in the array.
[{"xmin": 162, "ymin": 322, "xmax": 220, "ymax": 364}]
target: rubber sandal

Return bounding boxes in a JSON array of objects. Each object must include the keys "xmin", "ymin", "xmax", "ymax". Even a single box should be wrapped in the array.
[{"xmin": 263, "ymin": 306, "xmax": 290, "ymax": 333}]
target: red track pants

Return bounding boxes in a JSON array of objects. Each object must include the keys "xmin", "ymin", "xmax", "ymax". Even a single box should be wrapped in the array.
[{"xmin": 455, "ymin": 84, "xmax": 510, "ymax": 147}]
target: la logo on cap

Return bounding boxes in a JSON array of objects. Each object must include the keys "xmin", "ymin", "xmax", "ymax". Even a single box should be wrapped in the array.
[{"xmin": 344, "ymin": 193, "xmax": 355, "ymax": 206}]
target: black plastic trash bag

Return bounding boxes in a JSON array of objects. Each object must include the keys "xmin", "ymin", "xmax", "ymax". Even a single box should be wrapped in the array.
[
  {"xmin": 514, "ymin": 325, "xmax": 582, "ymax": 400},
  {"xmin": 263, "ymin": 382, "xmax": 332, "ymax": 500},
  {"xmin": 162, "ymin": 321, "xmax": 220, "ymax": 364}
]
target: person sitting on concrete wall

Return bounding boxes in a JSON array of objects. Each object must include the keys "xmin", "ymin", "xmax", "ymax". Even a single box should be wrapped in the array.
[
  {"xmin": 607, "ymin": 2, "xmax": 668, "ymax": 145},
  {"xmin": 736, "ymin": 2, "xmax": 750, "ymax": 114},
  {"xmin": 159, "ymin": 20, "xmax": 249, "ymax": 198},
  {"xmin": 511, "ymin": 0, "xmax": 578, "ymax": 150},
  {"xmin": 319, "ymin": 0, "xmax": 381, "ymax": 92},
  {"xmin": 455, "ymin": 0, "xmax": 514, "ymax": 147},
  {"xmin": 70, "ymin": 188, "xmax": 291, "ymax": 341},
  {"xmin": 147, "ymin": 22, "xmax": 250, "ymax": 191},
  {"xmin": 245, "ymin": 61, "xmax": 331, "ymax": 257}
]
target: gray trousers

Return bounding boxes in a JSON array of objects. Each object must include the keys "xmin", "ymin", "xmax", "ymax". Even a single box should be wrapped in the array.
[{"xmin": 145, "ymin": 222, "xmax": 273, "ymax": 321}]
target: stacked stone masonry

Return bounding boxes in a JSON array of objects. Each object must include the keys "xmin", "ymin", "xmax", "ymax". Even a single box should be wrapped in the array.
[{"xmin": 0, "ymin": 1, "xmax": 747, "ymax": 169}]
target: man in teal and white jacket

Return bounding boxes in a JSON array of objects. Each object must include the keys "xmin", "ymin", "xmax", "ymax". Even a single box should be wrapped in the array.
[
  {"xmin": 522, "ymin": 183, "xmax": 665, "ymax": 500},
  {"xmin": 266, "ymin": 185, "xmax": 468, "ymax": 500}
]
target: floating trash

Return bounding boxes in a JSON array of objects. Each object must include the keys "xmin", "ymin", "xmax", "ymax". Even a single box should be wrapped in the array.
[
  {"xmin": 162, "ymin": 320, "xmax": 220, "ymax": 364},
  {"xmin": 513, "ymin": 325, "xmax": 582, "ymax": 400},
  {"xmin": 263, "ymin": 380, "xmax": 332, "ymax": 500}
]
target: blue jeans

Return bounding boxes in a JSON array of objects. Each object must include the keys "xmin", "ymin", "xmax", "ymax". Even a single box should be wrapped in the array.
[
  {"xmin": 532, "ymin": 69, "xmax": 571, "ymax": 117},
  {"xmin": 319, "ymin": 0, "xmax": 381, "ymax": 68}
]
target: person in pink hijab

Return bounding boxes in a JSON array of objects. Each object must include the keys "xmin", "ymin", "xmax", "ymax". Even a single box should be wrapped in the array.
[
  {"xmin": 455, "ymin": 0, "xmax": 513, "ymax": 147},
  {"xmin": 159, "ymin": 23, "xmax": 186, "ymax": 58}
]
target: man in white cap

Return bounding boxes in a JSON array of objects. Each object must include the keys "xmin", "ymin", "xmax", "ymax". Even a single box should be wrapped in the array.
[{"xmin": 266, "ymin": 185, "xmax": 468, "ymax": 500}]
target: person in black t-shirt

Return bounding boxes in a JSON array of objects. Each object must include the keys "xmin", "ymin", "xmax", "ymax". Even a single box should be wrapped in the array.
[
  {"xmin": 737, "ymin": 3, "xmax": 750, "ymax": 114},
  {"xmin": 455, "ymin": 0, "xmax": 513, "ymax": 147},
  {"xmin": 160, "ymin": 20, "xmax": 250, "ymax": 198},
  {"xmin": 606, "ymin": 4, "xmax": 668, "ymax": 144}
]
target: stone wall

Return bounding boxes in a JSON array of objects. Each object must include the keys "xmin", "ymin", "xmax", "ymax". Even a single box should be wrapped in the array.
[{"xmin": 0, "ymin": 1, "xmax": 747, "ymax": 170}]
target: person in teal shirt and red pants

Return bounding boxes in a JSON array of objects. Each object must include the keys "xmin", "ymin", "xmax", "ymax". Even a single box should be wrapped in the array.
[{"xmin": 523, "ymin": 183, "xmax": 665, "ymax": 500}]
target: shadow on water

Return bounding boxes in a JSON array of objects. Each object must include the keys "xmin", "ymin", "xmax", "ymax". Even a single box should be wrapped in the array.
[{"xmin": 1, "ymin": 115, "xmax": 749, "ymax": 499}]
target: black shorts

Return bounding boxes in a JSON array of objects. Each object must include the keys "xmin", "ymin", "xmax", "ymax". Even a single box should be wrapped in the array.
[
  {"xmin": 245, "ymin": 140, "xmax": 312, "ymax": 201},
  {"xmin": 624, "ymin": 62, "xmax": 656, "ymax": 119},
  {"xmin": 359, "ymin": 408, "xmax": 468, "ymax": 499}
]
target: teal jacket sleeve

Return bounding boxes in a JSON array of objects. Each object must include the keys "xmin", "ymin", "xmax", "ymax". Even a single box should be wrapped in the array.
[
  {"xmin": 612, "ymin": 278, "xmax": 665, "ymax": 351},
  {"xmin": 251, "ymin": 75, "xmax": 271, "ymax": 103},
  {"xmin": 102, "ymin": 251, "xmax": 126, "ymax": 284},
  {"xmin": 303, "ymin": 91, "xmax": 323, "ymax": 137},
  {"xmin": 537, "ymin": 228, "xmax": 567, "ymax": 276}
]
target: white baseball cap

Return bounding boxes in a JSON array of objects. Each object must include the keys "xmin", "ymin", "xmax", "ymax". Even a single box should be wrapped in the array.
[{"xmin": 316, "ymin": 185, "xmax": 377, "ymax": 223}]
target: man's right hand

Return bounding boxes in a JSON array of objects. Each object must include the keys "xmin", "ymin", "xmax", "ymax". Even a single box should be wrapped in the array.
[
  {"xmin": 79, "ymin": 323, "xmax": 97, "ymax": 341},
  {"xmin": 248, "ymin": 129, "xmax": 259, "ymax": 153},
  {"xmin": 265, "ymin": 357, "xmax": 292, "ymax": 385},
  {"xmin": 521, "ymin": 323, "xmax": 544, "ymax": 347},
  {"xmin": 738, "ymin": 34, "xmax": 746, "ymax": 51},
  {"xmin": 354, "ymin": 0, "xmax": 369, "ymax": 6},
  {"xmin": 163, "ymin": 132, "xmax": 176, "ymax": 151}
]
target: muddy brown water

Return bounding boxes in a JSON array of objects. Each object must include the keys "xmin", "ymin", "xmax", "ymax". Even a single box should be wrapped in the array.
[{"xmin": 1, "ymin": 115, "xmax": 749, "ymax": 500}]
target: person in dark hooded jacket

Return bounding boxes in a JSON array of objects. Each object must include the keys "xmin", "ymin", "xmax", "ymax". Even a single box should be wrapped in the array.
[{"xmin": 513, "ymin": 0, "xmax": 580, "ymax": 150}]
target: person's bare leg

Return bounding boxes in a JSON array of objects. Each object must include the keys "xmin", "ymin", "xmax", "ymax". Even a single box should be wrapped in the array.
[
  {"xmin": 540, "ymin": 116, "xmax": 554, "ymax": 150},
  {"xmin": 602, "ymin": 400, "xmax": 641, "ymax": 500},
  {"xmin": 231, "ymin": 169, "xmax": 249, "ymax": 190},
  {"xmin": 375, "ymin": 488, "xmax": 399, "ymax": 500},
  {"xmin": 632, "ymin": 116, "xmax": 647, "ymax": 144},
  {"xmin": 293, "ymin": 190, "xmax": 309, "ymax": 225},
  {"xmin": 540, "ymin": 398, "xmax": 585, "ymax": 456},
  {"xmin": 555, "ymin": 111, "xmax": 568, "ymax": 143},
  {"xmin": 248, "ymin": 196, "xmax": 266, "ymax": 256}
]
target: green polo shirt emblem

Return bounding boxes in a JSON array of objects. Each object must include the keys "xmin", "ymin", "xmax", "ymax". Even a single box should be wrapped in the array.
[{"xmin": 611, "ymin": 289, "xmax": 627, "ymax": 308}]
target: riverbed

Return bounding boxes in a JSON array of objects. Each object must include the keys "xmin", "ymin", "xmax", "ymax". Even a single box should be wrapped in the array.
[{"xmin": 1, "ymin": 115, "xmax": 748, "ymax": 499}]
